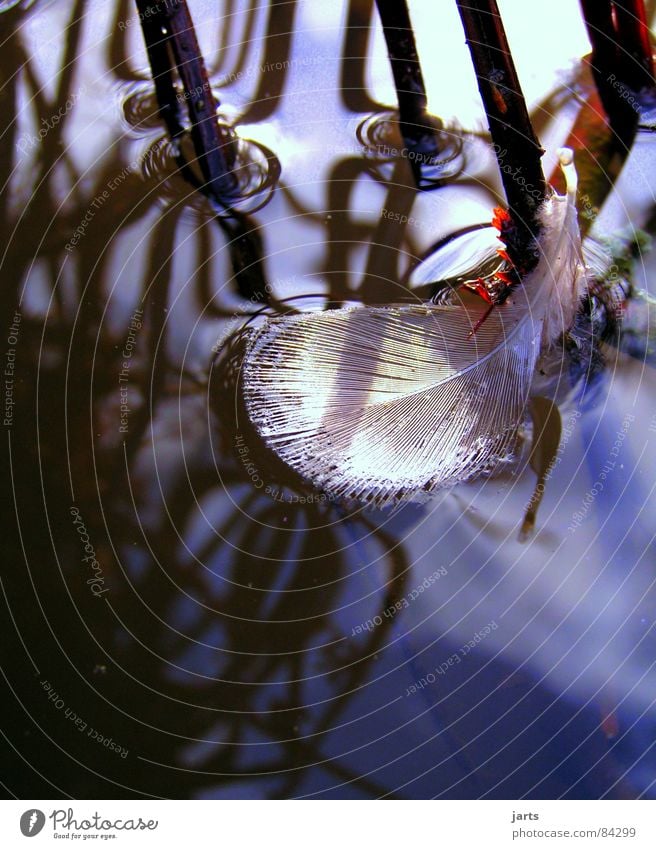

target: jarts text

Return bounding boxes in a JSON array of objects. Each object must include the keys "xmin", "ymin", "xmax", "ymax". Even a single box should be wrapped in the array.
[{"xmin": 511, "ymin": 812, "xmax": 539, "ymax": 823}]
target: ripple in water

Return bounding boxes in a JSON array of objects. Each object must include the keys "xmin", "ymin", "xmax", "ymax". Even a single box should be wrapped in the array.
[
  {"xmin": 357, "ymin": 110, "xmax": 464, "ymax": 188},
  {"xmin": 142, "ymin": 128, "xmax": 280, "ymax": 215},
  {"xmin": 119, "ymin": 83, "xmax": 164, "ymax": 134}
]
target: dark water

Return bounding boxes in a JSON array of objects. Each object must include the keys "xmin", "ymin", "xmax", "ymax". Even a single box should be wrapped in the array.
[{"xmin": 1, "ymin": 0, "xmax": 656, "ymax": 799}]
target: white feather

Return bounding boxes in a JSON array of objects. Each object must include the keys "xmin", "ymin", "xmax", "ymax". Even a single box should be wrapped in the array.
[{"xmin": 241, "ymin": 151, "xmax": 585, "ymax": 505}]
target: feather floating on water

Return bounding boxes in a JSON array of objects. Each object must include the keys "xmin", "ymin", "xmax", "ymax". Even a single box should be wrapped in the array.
[{"xmin": 241, "ymin": 150, "xmax": 585, "ymax": 506}]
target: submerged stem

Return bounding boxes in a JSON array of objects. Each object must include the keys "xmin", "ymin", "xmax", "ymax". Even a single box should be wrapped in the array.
[
  {"xmin": 135, "ymin": 0, "xmax": 268, "ymax": 300},
  {"xmin": 137, "ymin": 8, "xmax": 186, "ymax": 139},
  {"xmin": 374, "ymin": 0, "xmax": 443, "ymax": 171},
  {"xmin": 455, "ymin": 0, "xmax": 546, "ymax": 262},
  {"xmin": 613, "ymin": 0, "xmax": 655, "ymax": 92},
  {"xmin": 136, "ymin": 0, "xmax": 237, "ymax": 200},
  {"xmin": 579, "ymin": 0, "xmax": 633, "ymax": 143},
  {"xmin": 580, "ymin": 0, "xmax": 654, "ymax": 146}
]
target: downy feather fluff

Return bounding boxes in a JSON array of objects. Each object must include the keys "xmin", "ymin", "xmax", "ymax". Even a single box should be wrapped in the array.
[{"xmin": 241, "ymin": 150, "xmax": 585, "ymax": 505}]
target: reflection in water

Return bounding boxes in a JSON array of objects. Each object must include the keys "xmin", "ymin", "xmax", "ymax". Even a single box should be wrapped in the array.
[{"xmin": 1, "ymin": 0, "xmax": 656, "ymax": 800}]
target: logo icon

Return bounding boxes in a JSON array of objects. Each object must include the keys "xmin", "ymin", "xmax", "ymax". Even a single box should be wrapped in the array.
[{"xmin": 20, "ymin": 810, "xmax": 45, "ymax": 837}]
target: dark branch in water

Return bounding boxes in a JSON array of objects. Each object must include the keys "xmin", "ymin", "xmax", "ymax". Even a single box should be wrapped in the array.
[
  {"xmin": 136, "ymin": 0, "xmax": 268, "ymax": 299},
  {"xmin": 580, "ymin": 0, "xmax": 654, "ymax": 146},
  {"xmin": 579, "ymin": 0, "xmax": 635, "ymax": 144},
  {"xmin": 455, "ymin": 0, "xmax": 546, "ymax": 264},
  {"xmin": 136, "ymin": 7, "xmax": 186, "ymax": 139},
  {"xmin": 135, "ymin": 0, "xmax": 237, "ymax": 197},
  {"xmin": 374, "ymin": 0, "xmax": 443, "ymax": 160},
  {"xmin": 613, "ymin": 1, "xmax": 654, "ymax": 92}
]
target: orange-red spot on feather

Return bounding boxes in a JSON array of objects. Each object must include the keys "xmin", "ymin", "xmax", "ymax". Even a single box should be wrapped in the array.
[{"xmin": 492, "ymin": 206, "xmax": 512, "ymax": 233}]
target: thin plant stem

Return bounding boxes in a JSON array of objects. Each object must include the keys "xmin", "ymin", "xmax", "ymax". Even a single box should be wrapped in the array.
[
  {"xmin": 579, "ymin": 0, "xmax": 654, "ymax": 146},
  {"xmin": 373, "ymin": 0, "xmax": 438, "ymax": 151},
  {"xmin": 613, "ymin": 0, "xmax": 655, "ymax": 92},
  {"xmin": 136, "ymin": 0, "xmax": 237, "ymax": 199},
  {"xmin": 580, "ymin": 0, "xmax": 631, "ymax": 139},
  {"xmin": 137, "ymin": 9, "xmax": 185, "ymax": 139},
  {"xmin": 136, "ymin": 0, "xmax": 268, "ymax": 299},
  {"xmin": 455, "ymin": 0, "xmax": 546, "ymax": 263}
]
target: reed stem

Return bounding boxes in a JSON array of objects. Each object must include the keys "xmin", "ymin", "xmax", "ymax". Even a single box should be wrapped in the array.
[
  {"xmin": 136, "ymin": 0, "xmax": 267, "ymax": 299},
  {"xmin": 579, "ymin": 0, "xmax": 654, "ymax": 145},
  {"xmin": 374, "ymin": 0, "xmax": 442, "ymax": 161},
  {"xmin": 136, "ymin": 0, "xmax": 237, "ymax": 200},
  {"xmin": 455, "ymin": 0, "xmax": 546, "ymax": 261},
  {"xmin": 613, "ymin": 0, "xmax": 654, "ymax": 92}
]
